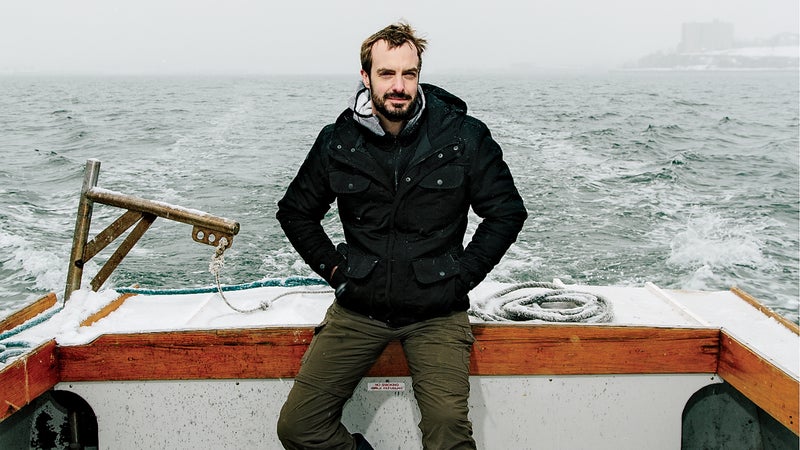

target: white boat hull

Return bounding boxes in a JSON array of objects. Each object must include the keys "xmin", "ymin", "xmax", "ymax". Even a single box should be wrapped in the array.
[{"xmin": 23, "ymin": 374, "xmax": 719, "ymax": 449}]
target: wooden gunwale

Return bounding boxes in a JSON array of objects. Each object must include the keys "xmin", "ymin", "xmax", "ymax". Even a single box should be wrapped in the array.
[
  {"xmin": 717, "ymin": 331, "xmax": 799, "ymax": 435},
  {"xmin": 0, "ymin": 293, "xmax": 57, "ymax": 334},
  {"xmin": 56, "ymin": 324, "xmax": 721, "ymax": 381},
  {"xmin": 0, "ymin": 340, "xmax": 58, "ymax": 422},
  {"xmin": 80, "ymin": 292, "xmax": 137, "ymax": 327}
]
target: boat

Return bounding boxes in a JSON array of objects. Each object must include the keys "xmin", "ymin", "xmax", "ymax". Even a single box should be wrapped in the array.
[{"xmin": 0, "ymin": 160, "xmax": 797, "ymax": 449}]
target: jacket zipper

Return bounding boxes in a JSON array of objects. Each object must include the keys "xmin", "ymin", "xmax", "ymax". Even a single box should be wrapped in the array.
[
  {"xmin": 386, "ymin": 137, "xmax": 402, "ymax": 323},
  {"xmin": 393, "ymin": 137, "xmax": 402, "ymax": 191},
  {"xmin": 332, "ymin": 137, "xmax": 461, "ymax": 325}
]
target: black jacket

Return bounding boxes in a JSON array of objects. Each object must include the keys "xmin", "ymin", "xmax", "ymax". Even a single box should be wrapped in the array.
[{"xmin": 277, "ymin": 83, "xmax": 527, "ymax": 326}]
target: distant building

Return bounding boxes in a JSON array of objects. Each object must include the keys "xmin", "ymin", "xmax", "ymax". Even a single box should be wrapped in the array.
[
  {"xmin": 628, "ymin": 19, "xmax": 798, "ymax": 70},
  {"xmin": 678, "ymin": 20, "xmax": 735, "ymax": 53}
]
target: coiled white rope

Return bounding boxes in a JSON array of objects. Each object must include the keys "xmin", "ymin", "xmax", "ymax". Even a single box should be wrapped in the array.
[{"xmin": 468, "ymin": 281, "xmax": 614, "ymax": 323}]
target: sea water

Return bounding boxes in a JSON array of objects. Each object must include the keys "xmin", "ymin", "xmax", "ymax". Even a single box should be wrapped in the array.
[{"xmin": 0, "ymin": 71, "xmax": 797, "ymax": 323}]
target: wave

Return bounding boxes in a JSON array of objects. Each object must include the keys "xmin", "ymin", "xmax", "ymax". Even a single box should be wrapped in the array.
[
  {"xmin": 667, "ymin": 213, "xmax": 773, "ymax": 273},
  {"xmin": 0, "ymin": 230, "xmax": 68, "ymax": 314}
]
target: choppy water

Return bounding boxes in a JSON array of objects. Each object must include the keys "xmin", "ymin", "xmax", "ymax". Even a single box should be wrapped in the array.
[{"xmin": 1, "ymin": 71, "xmax": 797, "ymax": 323}]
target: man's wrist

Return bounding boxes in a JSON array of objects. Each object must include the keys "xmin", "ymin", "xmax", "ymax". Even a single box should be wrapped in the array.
[{"xmin": 330, "ymin": 265, "xmax": 347, "ymax": 288}]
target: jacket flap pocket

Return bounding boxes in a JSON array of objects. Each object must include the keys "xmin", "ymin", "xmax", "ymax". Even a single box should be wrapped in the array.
[
  {"xmin": 418, "ymin": 165, "xmax": 464, "ymax": 189},
  {"xmin": 330, "ymin": 171, "xmax": 371, "ymax": 194},
  {"xmin": 412, "ymin": 254, "xmax": 460, "ymax": 284},
  {"xmin": 345, "ymin": 251, "xmax": 379, "ymax": 279}
]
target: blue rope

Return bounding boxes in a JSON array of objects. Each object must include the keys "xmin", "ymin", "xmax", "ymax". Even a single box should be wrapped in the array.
[
  {"xmin": 115, "ymin": 276, "xmax": 329, "ymax": 295},
  {"xmin": 0, "ymin": 305, "xmax": 64, "ymax": 342},
  {"xmin": 0, "ymin": 349, "xmax": 27, "ymax": 363},
  {"xmin": 0, "ymin": 305, "xmax": 63, "ymax": 364}
]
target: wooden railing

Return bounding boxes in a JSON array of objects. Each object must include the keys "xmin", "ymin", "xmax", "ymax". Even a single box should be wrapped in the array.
[{"xmin": 64, "ymin": 159, "xmax": 239, "ymax": 300}]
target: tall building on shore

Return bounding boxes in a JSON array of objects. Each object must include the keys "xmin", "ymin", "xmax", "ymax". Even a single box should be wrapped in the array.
[{"xmin": 678, "ymin": 20, "xmax": 735, "ymax": 53}]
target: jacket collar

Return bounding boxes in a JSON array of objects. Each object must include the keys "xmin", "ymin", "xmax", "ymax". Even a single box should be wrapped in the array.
[
  {"xmin": 347, "ymin": 80, "xmax": 426, "ymax": 138},
  {"xmin": 332, "ymin": 83, "xmax": 466, "ymax": 163}
]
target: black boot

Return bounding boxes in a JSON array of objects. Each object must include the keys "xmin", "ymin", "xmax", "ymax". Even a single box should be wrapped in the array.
[{"xmin": 353, "ymin": 433, "xmax": 374, "ymax": 450}]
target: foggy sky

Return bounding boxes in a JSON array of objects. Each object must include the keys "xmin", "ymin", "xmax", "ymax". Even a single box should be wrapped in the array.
[{"xmin": 1, "ymin": 0, "xmax": 797, "ymax": 75}]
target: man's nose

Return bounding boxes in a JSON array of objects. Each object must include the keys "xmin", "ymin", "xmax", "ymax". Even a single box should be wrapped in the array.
[{"xmin": 391, "ymin": 75, "xmax": 405, "ymax": 91}]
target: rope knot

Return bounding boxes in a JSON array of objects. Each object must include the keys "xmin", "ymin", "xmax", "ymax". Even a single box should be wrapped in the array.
[{"xmin": 208, "ymin": 238, "xmax": 229, "ymax": 276}]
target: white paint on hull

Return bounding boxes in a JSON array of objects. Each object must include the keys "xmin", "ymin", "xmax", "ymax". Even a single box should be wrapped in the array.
[{"xmin": 59, "ymin": 373, "xmax": 720, "ymax": 449}]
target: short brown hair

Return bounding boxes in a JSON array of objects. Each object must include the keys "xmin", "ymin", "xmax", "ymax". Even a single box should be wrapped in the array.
[{"xmin": 360, "ymin": 22, "xmax": 428, "ymax": 74}]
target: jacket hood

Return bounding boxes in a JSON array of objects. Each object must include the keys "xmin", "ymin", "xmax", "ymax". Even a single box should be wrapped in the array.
[
  {"xmin": 347, "ymin": 80, "xmax": 426, "ymax": 137},
  {"xmin": 419, "ymin": 83, "xmax": 468, "ymax": 115}
]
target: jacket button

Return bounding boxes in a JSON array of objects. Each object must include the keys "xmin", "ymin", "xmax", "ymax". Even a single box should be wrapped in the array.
[
  {"xmin": 348, "ymin": 183, "xmax": 354, "ymax": 189},
  {"xmin": 453, "ymin": 145, "xmax": 459, "ymax": 151},
  {"xmin": 438, "ymin": 153, "xmax": 443, "ymax": 158},
  {"xmin": 320, "ymin": 263, "xmax": 326, "ymax": 270},
  {"xmin": 336, "ymin": 144, "xmax": 342, "ymax": 149},
  {"xmin": 405, "ymin": 177, "xmax": 412, "ymax": 182},
  {"xmin": 436, "ymin": 179, "xmax": 443, "ymax": 185},
  {"xmin": 439, "ymin": 271, "xmax": 446, "ymax": 277},
  {"xmin": 350, "ymin": 148, "xmax": 356, "ymax": 153}
]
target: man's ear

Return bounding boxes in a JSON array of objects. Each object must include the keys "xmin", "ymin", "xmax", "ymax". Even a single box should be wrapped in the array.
[{"xmin": 360, "ymin": 69, "xmax": 370, "ymax": 89}]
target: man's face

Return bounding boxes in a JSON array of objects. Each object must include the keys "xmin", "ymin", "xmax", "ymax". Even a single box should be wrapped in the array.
[{"xmin": 361, "ymin": 40, "xmax": 420, "ymax": 123}]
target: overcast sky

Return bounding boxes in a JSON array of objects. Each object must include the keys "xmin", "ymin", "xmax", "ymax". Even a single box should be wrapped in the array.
[{"xmin": 0, "ymin": 0, "xmax": 797, "ymax": 75}]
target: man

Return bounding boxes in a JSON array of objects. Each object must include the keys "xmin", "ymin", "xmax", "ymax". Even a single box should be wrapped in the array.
[{"xmin": 275, "ymin": 22, "xmax": 527, "ymax": 450}]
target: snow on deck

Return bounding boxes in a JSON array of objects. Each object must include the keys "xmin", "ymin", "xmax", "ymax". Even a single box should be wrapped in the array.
[
  {"xmin": 669, "ymin": 289, "xmax": 800, "ymax": 378},
  {"xmin": 5, "ymin": 280, "xmax": 798, "ymax": 377}
]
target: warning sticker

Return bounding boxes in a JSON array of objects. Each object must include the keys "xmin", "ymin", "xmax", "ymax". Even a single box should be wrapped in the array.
[{"xmin": 367, "ymin": 381, "xmax": 406, "ymax": 392}]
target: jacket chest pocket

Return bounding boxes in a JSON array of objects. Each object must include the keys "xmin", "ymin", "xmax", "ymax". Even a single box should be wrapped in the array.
[
  {"xmin": 330, "ymin": 170, "xmax": 371, "ymax": 194},
  {"xmin": 418, "ymin": 165, "xmax": 464, "ymax": 190},
  {"xmin": 404, "ymin": 165, "xmax": 467, "ymax": 231},
  {"xmin": 329, "ymin": 170, "xmax": 384, "ymax": 226}
]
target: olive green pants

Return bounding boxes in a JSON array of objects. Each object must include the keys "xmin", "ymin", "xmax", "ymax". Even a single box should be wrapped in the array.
[{"xmin": 276, "ymin": 301, "xmax": 477, "ymax": 450}]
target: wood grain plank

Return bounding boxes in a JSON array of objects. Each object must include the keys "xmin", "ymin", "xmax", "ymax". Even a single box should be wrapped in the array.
[
  {"xmin": 58, "ymin": 325, "xmax": 720, "ymax": 381},
  {"xmin": 81, "ymin": 293, "xmax": 137, "ymax": 327},
  {"xmin": 0, "ymin": 293, "xmax": 57, "ymax": 333},
  {"xmin": 0, "ymin": 355, "xmax": 27, "ymax": 420},
  {"xmin": 0, "ymin": 340, "xmax": 59, "ymax": 422},
  {"xmin": 470, "ymin": 325, "xmax": 720, "ymax": 374},
  {"xmin": 59, "ymin": 328, "xmax": 315, "ymax": 381},
  {"xmin": 717, "ymin": 331, "xmax": 799, "ymax": 436}
]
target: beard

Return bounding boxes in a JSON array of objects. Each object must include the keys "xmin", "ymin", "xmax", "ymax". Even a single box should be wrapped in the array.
[{"xmin": 371, "ymin": 89, "xmax": 418, "ymax": 122}]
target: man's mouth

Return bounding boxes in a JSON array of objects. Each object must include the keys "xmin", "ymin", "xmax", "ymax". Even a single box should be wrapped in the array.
[{"xmin": 386, "ymin": 94, "xmax": 411, "ymax": 101}]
